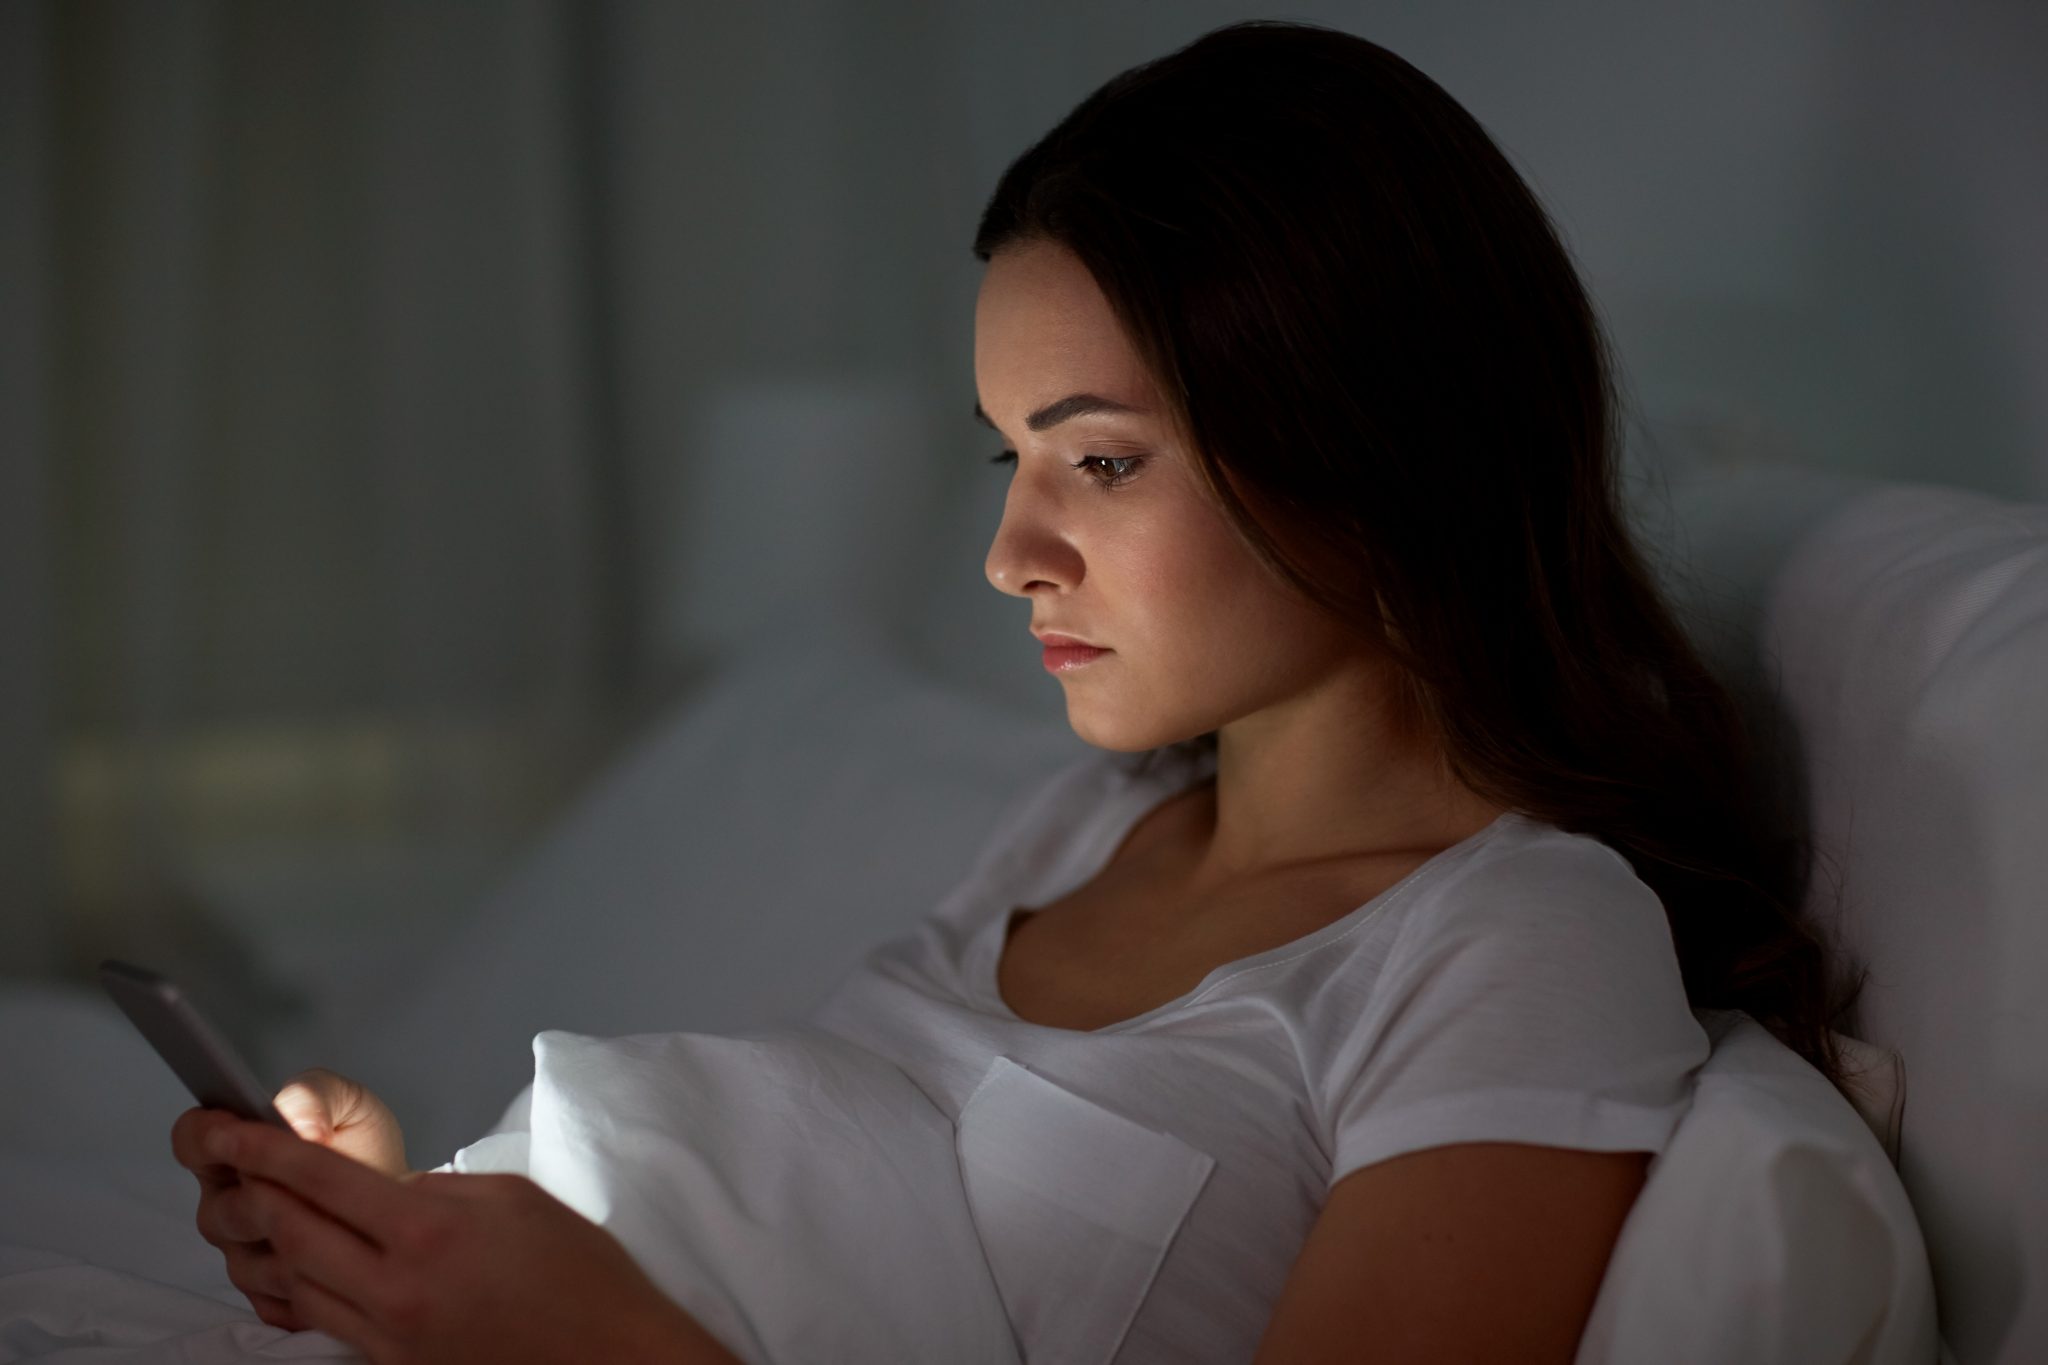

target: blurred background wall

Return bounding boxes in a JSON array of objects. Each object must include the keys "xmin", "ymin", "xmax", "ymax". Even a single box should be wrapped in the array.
[{"xmin": 1, "ymin": 0, "xmax": 2043, "ymax": 998}]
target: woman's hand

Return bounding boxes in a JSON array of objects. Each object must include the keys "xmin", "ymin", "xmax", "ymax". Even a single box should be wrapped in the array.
[
  {"xmin": 172, "ymin": 1068, "xmax": 410, "ymax": 1331},
  {"xmin": 270, "ymin": 1067, "xmax": 411, "ymax": 1179},
  {"xmin": 186, "ymin": 1115, "xmax": 741, "ymax": 1364},
  {"xmin": 174, "ymin": 1072, "xmax": 405, "ymax": 1326}
]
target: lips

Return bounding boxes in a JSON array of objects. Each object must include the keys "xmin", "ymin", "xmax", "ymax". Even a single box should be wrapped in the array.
[
  {"xmin": 1033, "ymin": 631, "xmax": 1104, "ymax": 649},
  {"xmin": 1041, "ymin": 639, "xmax": 1109, "ymax": 674}
]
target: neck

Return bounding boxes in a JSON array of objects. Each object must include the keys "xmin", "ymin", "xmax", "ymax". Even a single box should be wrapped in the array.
[{"xmin": 1186, "ymin": 664, "xmax": 1502, "ymax": 886}]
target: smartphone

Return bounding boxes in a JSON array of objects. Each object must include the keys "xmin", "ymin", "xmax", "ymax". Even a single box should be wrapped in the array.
[{"xmin": 98, "ymin": 958, "xmax": 295, "ymax": 1131}]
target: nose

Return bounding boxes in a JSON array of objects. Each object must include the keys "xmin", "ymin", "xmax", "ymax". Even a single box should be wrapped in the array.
[{"xmin": 984, "ymin": 485, "xmax": 1082, "ymax": 599}]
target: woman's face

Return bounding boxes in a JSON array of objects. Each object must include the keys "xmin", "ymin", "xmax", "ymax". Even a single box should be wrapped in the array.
[{"xmin": 977, "ymin": 239, "xmax": 1366, "ymax": 752}]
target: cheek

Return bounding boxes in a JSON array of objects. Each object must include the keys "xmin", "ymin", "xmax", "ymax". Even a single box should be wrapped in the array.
[{"xmin": 1120, "ymin": 503, "xmax": 1286, "ymax": 636}]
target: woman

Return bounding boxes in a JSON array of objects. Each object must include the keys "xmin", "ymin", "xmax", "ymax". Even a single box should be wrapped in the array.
[{"xmin": 171, "ymin": 18, "xmax": 1867, "ymax": 1364}]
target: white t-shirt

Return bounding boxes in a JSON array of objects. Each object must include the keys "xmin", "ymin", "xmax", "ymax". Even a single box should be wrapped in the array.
[{"xmin": 801, "ymin": 735, "xmax": 1712, "ymax": 1364}]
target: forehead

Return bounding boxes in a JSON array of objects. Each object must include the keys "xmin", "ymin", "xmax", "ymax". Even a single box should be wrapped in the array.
[{"xmin": 974, "ymin": 241, "xmax": 1153, "ymax": 402}]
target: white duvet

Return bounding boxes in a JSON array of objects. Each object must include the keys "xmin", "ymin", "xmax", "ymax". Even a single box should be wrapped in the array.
[{"xmin": 0, "ymin": 1025, "xmax": 1021, "ymax": 1365}]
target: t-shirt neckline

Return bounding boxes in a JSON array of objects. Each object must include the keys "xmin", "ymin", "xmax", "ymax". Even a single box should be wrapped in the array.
[{"xmin": 972, "ymin": 745, "xmax": 1521, "ymax": 1035}]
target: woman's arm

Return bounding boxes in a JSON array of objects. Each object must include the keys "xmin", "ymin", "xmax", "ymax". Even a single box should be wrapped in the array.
[
  {"xmin": 1252, "ymin": 1141, "xmax": 1649, "ymax": 1364},
  {"xmin": 628, "ymin": 1301, "xmax": 746, "ymax": 1364}
]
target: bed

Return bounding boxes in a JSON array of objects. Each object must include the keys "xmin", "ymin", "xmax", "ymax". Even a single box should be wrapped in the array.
[{"xmin": 2, "ymin": 455, "xmax": 2040, "ymax": 1363}]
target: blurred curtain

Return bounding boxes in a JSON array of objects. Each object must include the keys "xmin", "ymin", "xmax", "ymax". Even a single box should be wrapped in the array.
[
  {"xmin": 0, "ymin": 0, "xmax": 632, "ymax": 984},
  {"xmin": 0, "ymin": 0, "xmax": 977, "ymax": 996},
  {"xmin": 1, "ymin": 0, "xmax": 59, "ymax": 977}
]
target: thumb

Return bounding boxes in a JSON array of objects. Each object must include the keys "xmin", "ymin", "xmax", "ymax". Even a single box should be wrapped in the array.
[{"xmin": 272, "ymin": 1068, "xmax": 347, "ymax": 1143}]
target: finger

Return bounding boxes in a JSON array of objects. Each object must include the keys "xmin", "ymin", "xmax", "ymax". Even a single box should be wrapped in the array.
[
  {"xmin": 171, "ymin": 1107, "xmax": 244, "ymax": 1188},
  {"xmin": 222, "ymin": 1238, "xmax": 293, "ymax": 1302},
  {"xmin": 210, "ymin": 1118, "xmax": 412, "ymax": 1247},
  {"xmin": 272, "ymin": 1069, "xmax": 342, "ymax": 1142},
  {"xmin": 242, "ymin": 1283, "xmax": 309, "ymax": 1334},
  {"xmin": 282, "ymin": 1269, "xmax": 398, "ymax": 1363},
  {"xmin": 246, "ymin": 1176, "xmax": 388, "ymax": 1320},
  {"xmin": 196, "ymin": 1184, "xmax": 264, "ymax": 1246}
]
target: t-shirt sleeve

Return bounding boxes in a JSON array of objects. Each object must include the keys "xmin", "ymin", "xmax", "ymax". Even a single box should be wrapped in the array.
[{"xmin": 1321, "ymin": 839, "xmax": 1711, "ymax": 1190}]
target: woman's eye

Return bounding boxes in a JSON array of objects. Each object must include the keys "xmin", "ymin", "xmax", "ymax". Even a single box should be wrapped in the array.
[
  {"xmin": 985, "ymin": 449, "xmax": 1144, "ymax": 490},
  {"xmin": 1071, "ymin": 454, "xmax": 1144, "ymax": 488}
]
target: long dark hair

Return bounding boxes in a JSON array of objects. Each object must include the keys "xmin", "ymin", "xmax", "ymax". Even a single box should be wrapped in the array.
[{"xmin": 972, "ymin": 19, "xmax": 1870, "ymax": 1095}]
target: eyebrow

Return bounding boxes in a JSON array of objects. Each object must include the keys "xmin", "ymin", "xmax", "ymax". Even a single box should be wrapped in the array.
[{"xmin": 972, "ymin": 393, "xmax": 1148, "ymax": 435}]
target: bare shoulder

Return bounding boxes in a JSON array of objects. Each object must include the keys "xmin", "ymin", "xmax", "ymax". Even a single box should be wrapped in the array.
[{"xmin": 1252, "ymin": 1141, "xmax": 1651, "ymax": 1365}]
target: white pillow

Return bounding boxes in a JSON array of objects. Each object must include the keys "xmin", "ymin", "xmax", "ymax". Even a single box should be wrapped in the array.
[
  {"xmin": 1762, "ymin": 480, "xmax": 2048, "ymax": 1364},
  {"xmin": 447, "ymin": 1025, "xmax": 1021, "ymax": 1365},
  {"xmin": 1574, "ymin": 1008, "xmax": 1942, "ymax": 1365}
]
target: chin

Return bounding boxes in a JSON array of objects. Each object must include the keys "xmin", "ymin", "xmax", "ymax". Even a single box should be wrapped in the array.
[{"xmin": 1064, "ymin": 706, "xmax": 1207, "ymax": 756}]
